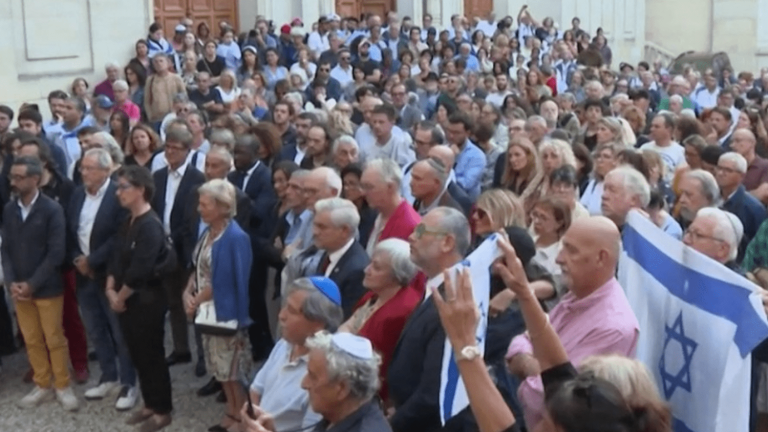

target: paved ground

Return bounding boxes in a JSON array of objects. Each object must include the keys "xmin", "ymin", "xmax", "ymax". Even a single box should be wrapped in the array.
[{"xmin": 0, "ymin": 323, "xmax": 262, "ymax": 432}]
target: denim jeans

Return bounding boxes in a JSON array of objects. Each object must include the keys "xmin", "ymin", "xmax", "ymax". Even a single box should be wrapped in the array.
[{"xmin": 76, "ymin": 277, "xmax": 136, "ymax": 386}]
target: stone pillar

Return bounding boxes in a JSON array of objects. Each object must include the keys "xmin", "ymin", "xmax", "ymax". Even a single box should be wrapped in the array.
[
  {"xmin": 426, "ymin": 0, "xmax": 442, "ymax": 27},
  {"xmin": 301, "ymin": 0, "xmax": 321, "ymax": 27}
]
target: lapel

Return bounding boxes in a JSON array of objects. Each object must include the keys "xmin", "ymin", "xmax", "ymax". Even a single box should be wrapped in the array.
[
  {"xmin": 92, "ymin": 181, "xmax": 117, "ymax": 231},
  {"xmin": 155, "ymin": 169, "xmax": 169, "ymax": 214},
  {"xmin": 172, "ymin": 167, "xmax": 193, "ymax": 212},
  {"xmin": 70, "ymin": 188, "xmax": 86, "ymax": 229}
]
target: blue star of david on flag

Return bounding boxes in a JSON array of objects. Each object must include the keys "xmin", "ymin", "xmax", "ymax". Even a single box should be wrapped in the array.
[{"xmin": 659, "ymin": 311, "xmax": 698, "ymax": 399}]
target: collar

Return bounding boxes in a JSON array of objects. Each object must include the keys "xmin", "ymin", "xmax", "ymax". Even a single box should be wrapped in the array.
[
  {"xmin": 319, "ymin": 399, "xmax": 379, "ymax": 431},
  {"xmin": 283, "ymin": 342, "xmax": 308, "ymax": 366},
  {"xmin": 18, "ymin": 190, "xmax": 40, "ymax": 210},
  {"xmin": 244, "ymin": 160, "xmax": 261, "ymax": 176},
  {"xmin": 169, "ymin": 159, "xmax": 189, "ymax": 178},
  {"xmin": 328, "ymin": 237, "xmax": 355, "ymax": 265},
  {"xmin": 287, "ymin": 209, "xmax": 311, "ymax": 224},
  {"xmin": 86, "ymin": 178, "xmax": 111, "ymax": 199},
  {"xmin": 559, "ymin": 277, "xmax": 618, "ymax": 313}
]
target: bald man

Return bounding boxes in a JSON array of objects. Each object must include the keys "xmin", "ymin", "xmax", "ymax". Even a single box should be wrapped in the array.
[
  {"xmin": 506, "ymin": 216, "xmax": 639, "ymax": 430},
  {"xmin": 731, "ymin": 128, "xmax": 768, "ymax": 201},
  {"xmin": 424, "ymin": 145, "xmax": 472, "ymax": 215}
]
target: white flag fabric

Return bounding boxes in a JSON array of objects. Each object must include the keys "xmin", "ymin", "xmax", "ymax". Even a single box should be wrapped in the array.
[
  {"xmin": 619, "ymin": 211, "xmax": 768, "ymax": 432},
  {"xmin": 439, "ymin": 233, "xmax": 503, "ymax": 425}
]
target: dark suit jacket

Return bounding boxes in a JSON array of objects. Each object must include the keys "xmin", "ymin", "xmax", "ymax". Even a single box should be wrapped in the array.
[
  {"xmin": 151, "ymin": 165, "xmax": 206, "ymax": 265},
  {"xmin": 388, "ymin": 285, "xmax": 460, "ymax": 432},
  {"xmin": 1, "ymin": 193, "xmax": 66, "ymax": 298},
  {"xmin": 322, "ymin": 241, "xmax": 369, "ymax": 318},
  {"xmin": 181, "ymin": 187, "xmax": 252, "ymax": 268},
  {"xmin": 227, "ymin": 161, "xmax": 277, "ymax": 242},
  {"xmin": 448, "ymin": 181, "xmax": 473, "ymax": 215},
  {"xmin": 66, "ymin": 181, "xmax": 127, "ymax": 277},
  {"xmin": 413, "ymin": 190, "xmax": 464, "ymax": 215},
  {"xmin": 722, "ymin": 184, "xmax": 768, "ymax": 260}
]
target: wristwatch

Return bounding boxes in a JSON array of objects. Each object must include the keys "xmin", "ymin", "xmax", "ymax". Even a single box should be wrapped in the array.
[{"xmin": 456, "ymin": 345, "xmax": 481, "ymax": 361}]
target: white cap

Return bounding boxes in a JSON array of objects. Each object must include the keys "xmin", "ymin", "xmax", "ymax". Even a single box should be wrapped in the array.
[
  {"xmin": 175, "ymin": 24, "xmax": 187, "ymax": 32},
  {"xmin": 332, "ymin": 333, "xmax": 373, "ymax": 359},
  {"xmin": 327, "ymin": 13, "xmax": 341, "ymax": 21}
]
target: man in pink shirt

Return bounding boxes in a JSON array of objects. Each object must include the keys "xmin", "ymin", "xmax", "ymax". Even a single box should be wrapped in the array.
[{"xmin": 505, "ymin": 216, "xmax": 639, "ymax": 429}]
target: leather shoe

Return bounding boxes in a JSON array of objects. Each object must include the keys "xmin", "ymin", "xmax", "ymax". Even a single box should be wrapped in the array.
[
  {"xmin": 197, "ymin": 377, "xmax": 222, "ymax": 397},
  {"xmin": 165, "ymin": 351, "xmax": 192, "ymax": 366},
  {"xmin": 195, "ymin": 357, "xmax": 206, "ymax": 377},
  {"xmin": 216, "ymin": 390, "xmax": 227, "ymax": 403}
]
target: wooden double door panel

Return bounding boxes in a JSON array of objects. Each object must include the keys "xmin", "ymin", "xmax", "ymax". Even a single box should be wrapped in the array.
[
  {"xmin": 336, "ymin": 0, "xmax": 394, "ymax": 19},
  {"xmin": 464, "ymin": 0, "xmax": 494, "ymax": 19},
  {"xmin": 154, "ymin": 0, "xmax": 239, "ymax": 37}
]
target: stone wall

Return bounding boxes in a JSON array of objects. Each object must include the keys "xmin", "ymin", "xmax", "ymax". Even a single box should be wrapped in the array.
[{"xmin": 1, "ymin": 0, "xmax": 150, "ymax": 120}]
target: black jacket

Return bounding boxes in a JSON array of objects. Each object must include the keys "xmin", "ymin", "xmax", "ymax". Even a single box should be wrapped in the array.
[
  {"xmin": 1, "ymin": 193, "xmax": 66, "ymax": 298},
  {"xmin": 227, "ymin": 161, "xmax": 277, "ymax": 242},
  {"xmin": 152, "ymin": 165, "xmax": 206, "ymax": 265},
  {"xmin": 315, "ymin": 241, "xmax": 369, "ymax": 319},
  {"xmin": 66, "ymin": 181, "xmax": 128, "ymax": 277}
]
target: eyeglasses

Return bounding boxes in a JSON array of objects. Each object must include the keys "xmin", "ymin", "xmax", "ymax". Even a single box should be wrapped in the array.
[
  {"xmin": 715, "ymin": 165, "xmax": 741, "ymax": 175},
  {"xmin": 413, "ymin": 223, "xmax": 449, "ymax": 239},
  {"xmin": 683, "ymin": 229, "xmax": 725, "ymax": 243},
  {"xmin": 165, "ymin": 144, "xmax": 187, "ymax": 153},
  {"xmin": 8, "ymin": 174, "xmax": 29, "ymax": 182}
]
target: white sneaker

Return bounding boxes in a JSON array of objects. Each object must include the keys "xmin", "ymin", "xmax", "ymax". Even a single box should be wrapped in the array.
[
  {"xmin": 115, "ymin": 386, "xmax": 139, "ymax": 411},
  {"xmin": 18, "ymin": 386, "xmax": 54, "ymax": 408},
  {"xmin": 56, "ymin": 387, "xmax": 79, "ymax": 411},
  {"xmin": 84, "ymin": 381, "xmax": 120, "ymax": 400}
]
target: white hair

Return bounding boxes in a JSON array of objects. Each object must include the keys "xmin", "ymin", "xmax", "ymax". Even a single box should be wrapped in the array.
[
  {"xmin": 198, "ymin": 179, "xmax": 237, "ymax": 218},
  {"xmin": 374, "ymin": 239, "xmax": 418, "ymax": 286},
  {"xmin": 105, "ymin": 61, "xmax": 120, "ymax": 70},
  {"xmin": 611, "ymin": 166, "xmax": 651, "ymax": 207},
  {"xmin": 314, "ymin": 197, "xmax": 360, "ymax": 236},
  {"xmin": 669, "ymin": 94, "xmax": 683, "ymax": 104},
  {"xmin": 93, "ymin": 132, "xmax": 124, "ymax": 165},
  {"xmin": 205, "ymin": 146, "xmax": 233, "ymax": 169},
  {"xmin": 364, "ymin": 158, "xmax": 403, "ymax": 188},
  {"xmin": 305, "ymin": 331, "xmax": 382, "ymax": 401},
  {"xmin": 332, "ymin": 135, "xmax": 359, "ymax": 154},
  {"xmin": 686, "ymin": 169, "xmax": 721, "ymax": 206},
  {"xmin": 83, "ymin": 148, "xmax": 112, "ymax": 170},
  {"xmin": 112, "ymin": 79, "xmax": 129, "ymax": 91},
  {"xmin": 284, "ymin": 278, "xmax": 343, "ymax": 331},
  {"xmin": 696, "ymin": 208, "xmax": 744, "ymax": 261},
  {"xmin": 539, "ymin": 139, "xmax": 576, "ymax": 168},
  {"xmin": 313, "ymin": 167, "xmax": 342, "ymax": 197},
  {"xmin": 433, "ymin": 207, "xmax": 471, "ymax": 255},
  {"xmin": 526, "ymin": 115, "xmax": 547, "ymax": 128},
  {"xmin": 719, "ymin": 152, "xmax": 748, "ymax": 174}
]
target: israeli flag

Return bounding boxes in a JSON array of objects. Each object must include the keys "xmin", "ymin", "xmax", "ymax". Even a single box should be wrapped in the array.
[
  {"xmin": 619, "ymin": 211, "xmax": 768, "ymax": 432},
  {"xmin": 439, "ymin": 234, "xmax": 503, "ymax": 425}
]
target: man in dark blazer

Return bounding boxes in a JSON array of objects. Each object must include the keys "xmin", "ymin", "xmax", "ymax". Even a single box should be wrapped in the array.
[
  {"xmin": 388, "ymin": 206, "xmax": 470, "ymax": 432},
  {"xmin": 228, "ymin": 134, "xmax": 277, "ymax": 360},
  {"xmin": 411, "ymin": 159, "xmax": 465, "ymax": 216},
  {"xmin": 67, "ymin": 148, "xmax": 138, "ymax": 408},
  {"xmin": 2, "ymin": 156, "xmax": 76, "ymax": 410},
  {"xmin": 392, "ymin": 83, "xmax": 424, "ymax": 131},
  {"xmin": 151, "ymin": 127, "xmax": 205, "ymax": 366},
  {"xmin": 310, "ymin": 197, "xmax": 368, "ymax": 318}
]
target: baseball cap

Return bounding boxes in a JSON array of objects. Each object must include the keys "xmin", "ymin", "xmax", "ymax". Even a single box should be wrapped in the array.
[
  {"xmin": 291, "ymin": 17, "xmax": 303, "ymax": 26},
  {"xmin": 95, "ymin": 95, "xmax": 113, "ymax": 110},
  {"xmin": 174, "ymin": 24, "xmax": 186, "ymax": 33},
  {"xmin": 280, "ymin": 24, "xmax": 291, "ymax": 35},
  {"xmin": 308, "ymin": 277, "xmax": 342, "ymax": 306}
]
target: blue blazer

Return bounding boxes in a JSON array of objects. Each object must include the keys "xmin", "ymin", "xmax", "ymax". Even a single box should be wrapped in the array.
[
  {"xmin": 208, "ymin": 221, "xmax": 253, "ymax": 327},
  {"xmin": 227, "ymin": 162, "xmax": 277, "ymax": 241}
]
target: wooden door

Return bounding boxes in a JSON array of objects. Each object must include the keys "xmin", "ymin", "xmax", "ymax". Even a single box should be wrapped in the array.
[
  {"xmin": 464, "ymin": 0, "xmax": 493, "ymax": 19},
  {"xmin": 154, "ymin": 0, "xmax": 239, "ymax": 37},
  {"xmin": 361, "ymin": 0, "xmax": 394, "ymax": 18}
]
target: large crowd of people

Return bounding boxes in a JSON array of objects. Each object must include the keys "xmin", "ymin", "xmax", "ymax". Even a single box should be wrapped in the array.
[{"xmin": 2, "ymin": 5, "xmax": 768, "ymax": 432}]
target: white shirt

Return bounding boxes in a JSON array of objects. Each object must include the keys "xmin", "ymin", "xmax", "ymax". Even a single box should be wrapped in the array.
[
  {"xmin": 639, "ymin": 141, "xmax": 686, "ymax": 182},
  {"xmin": 485, "ymin": 91, "xmax": 511, "ymax": 108},
  {"xmin": 325, "ymin": 238, "xmax": 355, "ymax": 277},
  {"xmin": 18, "ymin": 191, "xmax": 40, "ymax": 222},
  {"xmin": 579, "ymin": 179, "xmax": 604, "ymax": 216},
  {"xmin": 475, "ymin": 21, "xmax": 498, "ymax": 38},
  {"xmin": 330, "ymin": 64, "xmax": 354, "ymax": 87},
  {"xmin": 294, "ymin": 145, "xmax": 306, "ymax": 165},
  {"xmin": 163, "ymin": 161, "xmax": 188, "ymax": 233},
  {"xmin": 77, "ymin": 179, "xmax": 110, "ymax": 256},
  {"xmin": 307, "ymin": 32, "xmax": 330, "ymax": 57},
  {"xmin": 423, "ymin": 273, "xmax": 444, "ymax": 302},
  {"xmin": 243, "ymin": 160, "xmax": 261, "ymax": 189},
  {"xmin": 693, "ymin": 87, "xmax": 720, "ymax": 109}
]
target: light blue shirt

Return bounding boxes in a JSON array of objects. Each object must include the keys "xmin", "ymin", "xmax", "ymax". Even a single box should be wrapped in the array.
[
  {"xmin": 285, "ymin": 209, "xmax": 311, "ymax": 245},
  {"xmin": 455, "ymin": 54, "xmax": 479, "ymax": 72},
  {"xmin": 454, "ymin": 140, "xmax": 486, "ymax": 201},
  {"xmin": 264, "ymin": 66, "xmax": 289, "ymax": 90},
  {"xmin": 251, "ymin": 339, "xmax": 321, "ymax": 432},
  {"xmin": 55, "ymin": 117, "xmax": 93, "ymax": 170},
  {"xmin": 368, "ymin": 42, "xmax": 383, "ymax": 62},
  {"xmin": 216, "ymin": 42, "xmax": 242, "ymax": 71}
]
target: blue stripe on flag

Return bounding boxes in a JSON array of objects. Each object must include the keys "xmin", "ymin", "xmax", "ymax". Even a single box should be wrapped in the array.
[
  {"xmin": 672, "ymin": 417, "xmax": 696, "ymax": 432},
  {"xmin": 623, "ymin": 224, "xmax": 768, "ymax": 357},
  {"xmin": 442, "ymin": 350, "xmax": 460, "ymax": 421}
]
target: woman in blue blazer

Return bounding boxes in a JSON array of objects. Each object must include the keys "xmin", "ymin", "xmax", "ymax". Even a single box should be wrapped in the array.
[{"xmin": 183, "ymin": 179, "xmax": 253, "ymax": 432}]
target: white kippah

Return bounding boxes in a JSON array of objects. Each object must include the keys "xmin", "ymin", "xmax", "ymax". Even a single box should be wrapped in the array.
[{"xmin": 332, "ymin": 333, "xmax": 373, "ymax": 359}]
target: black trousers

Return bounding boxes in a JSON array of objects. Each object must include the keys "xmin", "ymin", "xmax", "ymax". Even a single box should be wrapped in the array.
[
  {"xmin": 248, "ymin": 263, "xmax": 274, "ymax": 359},
  {"xmin": 0, "ymin": 288, "xmax": 16, "ymax": 355},
  {"xmin": 163, "ymin": 265, "xmax": 191, "ymax": 355},
  {"xmin": 119, "ymin": 289, "xmax": 173, "ymax": 414}
]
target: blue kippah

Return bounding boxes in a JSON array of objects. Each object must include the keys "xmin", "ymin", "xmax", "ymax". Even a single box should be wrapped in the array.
[{"xmin": 308, "ymin": 276, "xmax": 342, "ymax": 306}]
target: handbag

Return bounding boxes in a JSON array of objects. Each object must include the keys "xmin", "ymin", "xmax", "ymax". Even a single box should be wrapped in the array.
[{"xmin": 195, "ymin": 300, "xmax": 238, "ymax": 336}]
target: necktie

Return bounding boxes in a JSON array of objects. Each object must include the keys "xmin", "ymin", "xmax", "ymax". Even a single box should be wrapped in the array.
[{"xmin": 317, "ymin": 253, "xmax": 331, "ymax": 275}]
